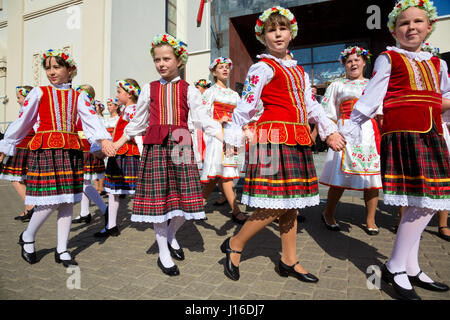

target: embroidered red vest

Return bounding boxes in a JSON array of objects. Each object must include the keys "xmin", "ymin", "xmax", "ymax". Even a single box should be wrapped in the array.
[
  {"xmin": 213, "ymin": 101, "xmax": 236, "ymax": 122},
  {"xmin": 339, "ymin": 98, "xmax": 359, "ymax": 120},
  {"xmin": 112, "ymin": 107, "xmax": 140, "ymax": 156},
  {"xmin": 143, "ymin": 80, "xmax": 191, "ymax": 145},
  {"xmin": 381, "ymin": 50, "xmax": 443, "ymax": 135},
  {"xmin": 28, "ymin": 86, "xmax": 82, "ymax": 151},
  {"xmin": 256, "ymin": 58, "xmax": 312, "ymax": 146},
  {"xmin": 16, "ymin": 129, "xmax": 35, "ymax": 149}
]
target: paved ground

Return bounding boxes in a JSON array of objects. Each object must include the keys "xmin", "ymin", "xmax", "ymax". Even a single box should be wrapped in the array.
[{"xmin": 0, "ymin": 152, "xmax": 449, "ymax": 301}]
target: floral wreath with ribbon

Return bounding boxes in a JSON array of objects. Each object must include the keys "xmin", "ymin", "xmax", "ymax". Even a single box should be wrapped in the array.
[
  {"xmin": 387, "ymin": 0, "xmax": 438, "ymax": 39},
  {"xmin": 151, "ymin": 33, "xmax": 189, "ymax": 65},
  {"xmin": 94, "ymin": 100, "xmax": 105, "ymax": 110},
  {"xmin": 194, "ymin": 79, "xmax": 211, "ymax": 89},
  {"xmin": 41, "ymin": 49, "xmax": 78, "ymax": 79},
  {"xmin": 209, "ymin": 57, "xmax": 233, "ymax": 71},
  {"xmin": 75, "ymin": 86, "xmax": 95, "ymax": 104},
  {"xmin": 106, "ymin": 98, "xmax": 119, "ymax": 105},
  {"xmin": 422, "ymin": 42, "xmax": 440, "ymax": 57},
  {"xmin": 16, "ymin": 86, "xmax": 31, "ymax": 98},
  {"xmin": 255, "ymin": 6, "xmax": 298, "ymax": 45},
  {"xmin": 116, "ymin": 80, "xmax": 141, "ymax": 98},
  {"xmin": 339, "ymin": 46, "xmax": 372, "ymax": 64}
]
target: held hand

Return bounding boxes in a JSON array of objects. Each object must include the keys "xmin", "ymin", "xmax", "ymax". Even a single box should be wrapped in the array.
[
  {"xmin": 0, "ymin": 153, "xmax": 5, "ymax": 163},
  {"xmin": 219, "ymin": 115, "xmax": 230, "ymax": 125},
  {"xmin": 326, "ymin": 132, "xmax": 346, "ymax": 152},
  {"xmin": 101, "ymin": 140, "xmax": 116, "ymax": 157},
  {"xmin": 93, "ymin": 150, "xmax": 106, "ymax": 160},
  {"xmin": 243, "ymin": 127, "xmax": 255, "ymax": 143}
]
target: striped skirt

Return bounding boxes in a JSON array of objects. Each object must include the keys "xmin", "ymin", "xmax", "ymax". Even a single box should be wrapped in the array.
[
  {"xmin": 242, "ymin": 143, "xmax": 320, "ymax": 209},
  {"xmin": 0, "ymin": 148, "xmax": 30, "ymax": 182},
  {"xmin": 381, "ymin": 128, "xmax": 450, "ymax": 210},
  {"xmin": 25, "ymin": 149, "xmax": 84, "ymax": 205},
  {"xmin": 83, "ymin": 152, "xmax": 106, "ymax": 181},
  {"xmin": 131, "ymin": 140, "xmax": 206, "ymax": 223},
  {"xmin": 104, "ymin": 155, "xmax": 140, "ymax": 194}
]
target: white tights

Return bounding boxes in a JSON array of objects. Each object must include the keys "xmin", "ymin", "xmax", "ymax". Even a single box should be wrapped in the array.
[
  {"xmin": 107, "ymin": 193, "xmax": 119, "ymax": 229},
  {"xmin": 22, "ymin": 203, "xmax": 74, "ymax": 260},
  {"xmin": 76, "ymin": 180, "xmax": 107, "ymax": 218},
  {"xmin": 386, "ymin": 206, "xmax": 435, "ymax": 289},
  {"xmin": 154, "ymin": 216, "xmax": 186, "ymax": 268}
]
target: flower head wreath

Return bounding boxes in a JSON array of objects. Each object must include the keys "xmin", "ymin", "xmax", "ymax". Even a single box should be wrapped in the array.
[
  {"xmin": 16, "ymin": 86, "xmax": 31, "ymax": 98},
  {"xmin": 388, "ymin": 0, "xmax": 438, "ymax": 40},
  {"xmin": 116, "ymin": 80, "xmax": 141, "ymax": 98},
  {"xmin": 41, "ymin": 49, "xmax": 78, "ymax": 79},
  {"xmin": 422, "ymin": 42, "xmax": 440, "ymax": 57},
  {"xmin": 106, "ymin": 98, "xmax": 119, "ymax": 105},
  {"xmin": 194, "ymin": 79, "xmax": 211, "ymax": 89},
  {"xmin": 209, "ymin": 57, "xmax": 233, "ymax": 71},
  {"xmin": 75, "ymin": 86, "xmax": 95, "ymax": 104},
  {"xmin": 151, "ymin": 33, "xmax": 189, "ymax": 65},
  {"xmin": 339, "ymin": 46, "xmax": 372, "ymax": 64},
  {"xmin": 255, "ymin": 6, "xmax": 298, "ymax": 45}
]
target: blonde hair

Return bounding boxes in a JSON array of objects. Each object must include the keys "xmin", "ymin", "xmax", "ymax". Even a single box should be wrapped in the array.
[{"xmin": 79, "ymin": 84, "xmax": 96, "ymax": 100}]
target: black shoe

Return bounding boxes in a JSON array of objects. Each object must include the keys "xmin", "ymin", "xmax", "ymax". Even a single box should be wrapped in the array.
[
  {"xmin": 100, "ymin": 191, "xmax": 107, "ymax": 197},
  {"xmin": 14, "ymin": 211, "xmax": 27, "ymax": 221},
  {"xmin": 321, "ymin": 214, "xmax": 340, "ymax": 231},
  {"xmin": 157, "ymin": 258, "xmax": 180, "ymax": 276},
  {"xmin": 213, "ymin": 199, "xmax": 227, "ymax": 206},
  {"xmin": 365, "ymin": 226, "xmax": 379, "ymax": 236},
  {"xmin": 231, "ymin": 213, "xmax": 247, "ymax": 225},
  {"xmin": 94, "ymin": 226, "xmax": 120, "ymax": 238},
  {"xmin": 381, "ymin": 264, "xmax": 421, "ymax": 300},
  {"xmin": 72, "ymin": 213, "xmax": 92, "ymax": 224},
  {"xmin": 220, "ymin": 237, "xmax": 241, "ymax": 281},
  {"xmin": 297, "ymin": 215, "xmax": 306, "ymax": 223},
  {"xmin": 278, "ymin": 260, "xmax": 319, "ymax": 283},
  {"xmin": 119, "ymin": 194, "xmax": 126, "ymax": 199},
  {"xmin": 408, "ymin": 271, "xmax": 449, "ymax": 292},
  {"xmin": 18, "ymin": 232, "xmax": 37, "ymax": 264},
  {"xmin": 168, "ymin": 242, "xmax": 185, "ymax": 261},
  {"xmin": 21, "ymin": 208, "xmax": 34, "ymax": 223},
  {"xmin": 54, "ymin": 249, "xmax": 78, "ymax": 268},
  {"xmin": 438, "ymin": 226, "xmax": 450, "ymax": 242}
]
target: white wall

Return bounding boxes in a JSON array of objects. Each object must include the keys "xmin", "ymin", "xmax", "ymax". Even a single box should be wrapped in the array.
[
  {"xmin": 428, "ymin": 16, "xmax": 450, "ymax": 53},
  {"xmin": 0, "ymin": 0, "xmax": 7, "ymax": 22}
]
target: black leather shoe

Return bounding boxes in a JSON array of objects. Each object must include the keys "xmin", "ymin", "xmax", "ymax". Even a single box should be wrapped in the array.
[
  {"xmin": 231, "ymin": 214, "xmax": 247, "ymax": 225},
  {"xmin": 72, "ymin": 213, "xmax": 92, "ymax": 224},
  {"xmin": 94, "ymin": 226, "xmax": 120, "ymax": 238},
  {"xmin": 18, "ymin": 232, "xmax": 37, "ymax": 264},
  {"xmin": 408, "ymin": 271, "xmax": 449, "ymax": 292},
  {"xmin": 278, "ymin": 260, "xmax": 319, "ymax": 283},
  {"xmin": 168, "ymin": 242, "xmax": 185, "ymax": 261},
  {"xmin": 157, "ymin": 258, "xmax": 180, "ymax": 276},
  {"xmin": 54, "ymin": 249, "xmax": 78, "ymax": 268},
  {"xmin": 438, "ymin": 226, "xmax": 450, "ymax": 242},
  {"xmin": 366, "ymin": 226, "xmax": 379, "ymax": 236},
  {"xmin": 321, "ymin": 214, "xmax": 340, "ymax": 231},
  {"xmin": 21, "ymin": 208, "xmax": 34, "ymax": 223},
  {"xmin": 14, "ymin": 211, "xmax": 26, "ymax": 221},
  {"xmin": 220, "ymin": 237, "xmax": 241, "ymax": 281},
  {"xmin": 381, "ymin": 264, "xmax": 421, "ymax": 300}
]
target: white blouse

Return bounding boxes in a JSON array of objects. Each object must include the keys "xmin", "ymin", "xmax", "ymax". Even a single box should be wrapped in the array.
[
  {"xmin": 341, "ymin": 46, "xmax": 450, "ymax": 144},
  {"xmin": 124, "ymin": 76, "xmax": 222, "ymax": 141},
  {"xmin": 0, "ymin": 83, "xmax": 112, "ymax": 156},
  {"xmin": 224, "ymin": 54, "xmax": 338, "ymax": 147}
]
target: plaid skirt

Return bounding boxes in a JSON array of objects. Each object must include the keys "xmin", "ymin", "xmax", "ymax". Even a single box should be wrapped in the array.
[
  {"xmin": 25, "ymin": 149, "xmax": 84, "ymax": 205},
  {"xmin": 0, "ymin": 148, "xmax": 30, "ymax": 182},
  {"xmin": 131, "ymin": 140, "xmax": 206, "ymax": 223},
  {"xmin": 83, "ymin": 152, "xmax": 105, "ymax": 180},
  {"xmin": 104, "ymin": 155, "xmax": 140, "ymax": 194},
  {"xmin": 381, "ymin": 128, "xmax": 450, "ymax": 210},
  {"xmin": 242, "ymin": 143, "xmax": 320, "ymax": 209}
]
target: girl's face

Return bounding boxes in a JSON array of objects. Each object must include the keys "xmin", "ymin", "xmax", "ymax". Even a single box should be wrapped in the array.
[
  {"xmin": 345, "ymin": 54, "xmax": 366, "ymax": 80},
  {"xmin": 44, "ymin": 57, "xmax": 72, "ymax": 85},
  {"xmin": 153, "ymin": 45, "xmax": 182, "ymax": 81},
  {"xmin": 16, "ymin": 92, "xmax": 26, "ymax": 106},
  {"xmin": 212, "ymin": 63, "xmax": 230, "ymax": 83},
  {"xmin": 107, "ymin": 102, "xmax": 119, "ymax": 114},
  {"xmin": 394, "ymin": 7, "xmax": 432, "ymax": 52},
  {"xmin": 196, "ymin": 85, "xmax": 206, "ymax": 94},
  {"xmin": 116, "ymin": 87, "xmax": 132, "ymax": 105},
  {"xmin": 262, "ymin": 23, "xmax": 292, "ymax": 58}
]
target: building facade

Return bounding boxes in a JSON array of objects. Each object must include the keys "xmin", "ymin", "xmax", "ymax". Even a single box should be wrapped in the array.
[{"xmin": 0, "ymin": 0, "xmax": 212, "ymax": 129}]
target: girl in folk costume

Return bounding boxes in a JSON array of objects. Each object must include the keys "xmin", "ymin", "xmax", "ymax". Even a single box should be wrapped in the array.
[
  {"xmin": 0, "ymin": 49, "xmax": 114, "ymax": 266},
  {"xmin": 0, "ymin": 86, "xmax": 36, "ymax": 222},
  {"xmin": 72, "ymin": 85, "xmax": 108, "ymax": 225},
  {"xmin": 104, "ymin": 98, "xmax": 121, "ymax": 137},
  {"xmin": 319, "ymin": 47, "xmax": 383, "ymax": 235},
  {"xmin": 341, "ymin": 0, "xmax": 450, "ymax": 300},
  {"xmin": 114, "ymin": 34, "xmax": 222, "ymax": 276},
  {"xmin": 94, "ymin": 79, "xmax": 142, "ymax": 238},
  {"xmin": 221, "ymin": 7, "xmax": 346, "ymax": 282},
  {"xmin": 200, "ymin": 57, "xmax": 247, "ymax": 224}
]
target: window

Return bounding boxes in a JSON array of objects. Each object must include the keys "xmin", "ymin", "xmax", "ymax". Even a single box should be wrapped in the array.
[
  {"xmin": 292, "ymin": 42, "xmax": 369, "ymax": 86},
  {"xmin": 166, "ymin": 0, "xmax": 177, "ymax": 37}
]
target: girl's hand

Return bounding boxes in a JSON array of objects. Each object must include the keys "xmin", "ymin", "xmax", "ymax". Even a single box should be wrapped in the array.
[
  {"xmin": 242, "ymin": 126, "xmax": 255, "ymax": 142},
  {"xmin": 101, "ymin": 140, "xmax": 116, "ymax": 157},
  {"xmin": 219, "ymin": 115, "xmax": 230, "ymax": 125},
  {"xmin": 326, "ymin": 132, "xmax": 346, "ymax": 152},
  {"xmin": 0, "ymin": 153, "xmax": 5, "ymax": 163}
]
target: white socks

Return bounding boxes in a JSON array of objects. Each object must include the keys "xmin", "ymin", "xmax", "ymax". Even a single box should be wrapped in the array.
[
  {"xmin": 167, "ymin": 216, "xmax": 185, "ymax": 250},
  {"xmin": 154, "ymin": 221, "xmax": 174, "ymax": 268},
  {"xmin": 386, "ymin": 206, "xmax": 435, "ymax": 289},
  {"xmin": 107, "ymin": 193, "xmax": 119, "ymax": 229},
  {"xmin": 76, "ymin": 180, "xmax": 107, "ymax": 219},
  {"xmin": 22, "ymin": 203, "xmax": 74, "ymax": 261}
]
